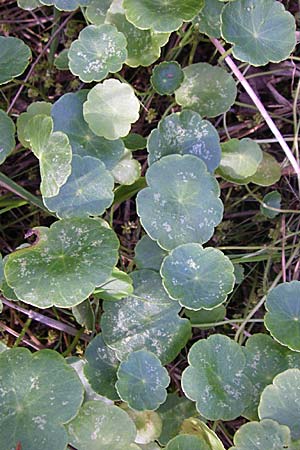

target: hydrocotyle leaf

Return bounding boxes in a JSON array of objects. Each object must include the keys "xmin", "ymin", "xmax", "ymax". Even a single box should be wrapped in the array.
[
  {"xmin": 67, "ymin": 400, "xmax": 137, "ymax": 450},
  {"xmin": 0, "ymin": 347, "xmax": 83, "ymax": 450},
  {"xmin": 101, "ymin": 269, "xmax": 191, "ymax": 364},
  {"xmin": 51, "ymin": 91, "xmax": 125, "ymax": 169},
  {"xmin": 68, "ymin": 24, "xmax": 127, "ymax": 82},
  {"xmin": 264, "ymin": 281, "xmax": 300, "ymax": 351},
  {"xmin": 40, "ymin": 0, "xmax": 89, "ymax": 11},
  {"xmin": 260, "ymin": 191, "xmax": 281, "ymax": 219},
  {"xmin": 193, "ymin": 0, "xmax": 224, "ymax": 38},
  {"xmin": 259, "ymin": 368, "xmax": 300, "ymax": 440},
  {"xmin": 17, "ymin": 101, "xmax": 52, "ymax": 148},
  {"xmin": 116, "ymin": 349, "xmax": 170, "ymax": 411},
  {"xmin": 94, "ymin": 268, "xmax": 134, "ymax": 302},
  {"xmin": 147, "ymin": 110, "xmax": 221, "ymax": 173},
  {"xmin": 4, "ymin": 218, "xmax": 119, "ymax": 308},
  {"xmin": 112, "ymin": 149, "xmax": 141, "ymax": 185},
  {"xmin": 83, "ymin": 79, "xmax": 140, "ymax": 140},
  {"xmin": 0, "ymin": 109, "xmax": 16, "ymax": 165},
  {"xmin": 175, "ymin": 63, "xmax": 237, "ymax": 118},
  {"xmin": 137, "ymin": 154, "xmax": 223, "ymax": 250},
  {"xmin": 221, "ymin": 0, "xmax": 296, "ymax": 66},
  {"xmin": 166, "ymin": 435, "xmax": 210, "ymax": 450},
  {"xmin": 182, "ymin": 334, "xmax": 252, "ymax": 420},
  {"xmin": 134, "ymin": 235, "xmax": 168, "ymax": 272},
  {"xmin": 43, "ymin": 155, "xmax": 114, "ymax": 218},
  {"xmin": 231, "ymin": 419, "xmax": 291, "ymax": 450},
  {"xmin": 121, "ymin": 406, "xmax": 162, "ymax": 445},
  {"xmin": 161, "ymin": 243, "xmax": 235, "ymax": 310},
  {"xmin": 123, "ymin": 0, "xmax": 204, "ymax": 33},
  {"xmin": 151, "ymin": 61, "xmax": 184, "ymax": 95},
  {"xmin": 0, "ymin": 36, "xmax": 31, "ymax": 85}
]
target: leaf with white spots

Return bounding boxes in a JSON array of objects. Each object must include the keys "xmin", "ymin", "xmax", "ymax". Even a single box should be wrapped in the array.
[
  {"xmin": 264, "ymin": 281, "xmax": 300, "ymax": 352},
  {"xmin": 221, "ymin": 0, "xmax": 296, "ymax": 66},
  {"xmin": 250, "ymin": 152, "xmax": 281, "ymax": 186},
  {"xmin": 123, "ymin": 0, "xmax": 204, "ymax": 32},
  {"xmin": 17, "ymin": 101, "xmax": 52, "ymax": 148},
  {"xmin": 0, "ymin": 36, "xmax": 31, "ymax": 85},
  {"xmin": 51, "ymin": 91, "xmax": 125, "ymax": 169},
  {"xmin": 83, "ymin": 79, "xmax": 140, "ymax": 140},
  {"xmin": 135, "ymin": 235, "xmax": 168, "ymax": 271},
  {"xmin": 147, "ymin": 110, "xmax": 221, "ymax": 173},
  {"xmin": 193, "ymin": 0, "xmax": 224, "ymax": 38},
  {"xmin": 259, "ymin": 369, "xmax": 300, "ymax": 440},
  {"xmin": 182, "ymin": 334, "xmax": 252, "ymax": 420},
  {"xmin": 217, "ymin": 138, "xmax": 263, "ymax": 183},
  {"xmin": 4, "ymin": 218, "xmax": 119, "ymax": 308},
  {"xmin": 107, "ymin": 11, "xmax": 170, "ymax": 67},
  {"xmin": 83, "ymin": 334, "xmax": 119, "ymax": 400},
  {"xmin": 25, "ymin": 114, "xmax": 72, "ymax": 197},
  {"xmin": 0, "ymin": 347, "xmax": 83, "ymax": 450},
  {"xmin": 0, "ymin": 109, "xmax": 15, "ymax": 165},
  {"xmin": 86, "ymin": 0, "xmax": 112, "ymax": 24},
  {"xmin": 40, "ymin": 0, "xmax": 89, "ymax": 11},
  {"xmin": 175, "ymin": 63, "xmax": 237, "ymax": 118},
  {"xmin": 101, "ymin": 270, "xmax": 191, "ymax": 364},
  {"xmin": 43, "ymin": 155, "xmax": 114, "ymax": 218},
  {"xmin": 112, "ymin": 149, "xmax": 141, "ymax": 185},
  {"xmin": 243, "ymin": 333, "xmax": 300, "ymax": 420},
  {"xmin": 116, "ymin": 350, "xmax": 170, "ymax": 411},
  {"xmin": 68, "ymin": 24, "xmax": 127, "ymax": 83},
  {"xmin": 137, "ymin": 155, "xmax": 223, "ymax": 250},
  {"xmin": 231, "ymin": 419, "xmax": 291, "ymax": 450},
  {"xmin": 166, "ymin": 435, "xmax": 210, "ymax": 450},
  {"xmin": 161, "ymin": 244, "xmax": 235, "ymax": 310},
  {"xmin": 67, "ymin": 400, "xmax": 137, "ymax": 450}
]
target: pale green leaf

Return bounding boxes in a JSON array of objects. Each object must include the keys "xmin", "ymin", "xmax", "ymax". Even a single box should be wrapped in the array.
[
  {"xmin": 121, "ymin": 406, "xmax": 162, "ymax": 445},
  {"xmin": 166, "ymin": 435, "xmax": 210, "ymax": 450},
  {"xmin": 134, "ymin": 235, "xmax": 168, "ymax": 271},
  {"xmin": 112, "ymin": 149, "xmax": 141, "ymax": 185},
  {"xmin": 231, "ymin": 419, "xmax": 291, "ymax": 450},
  {"xmin": 0, "ymin": 36, "xmax": 31, "ymax": 85},
  {"xmin": 17, "ymin": 101, "xmax": 52, "ymax": 148},
  {"xmin": 260, "ymin": 191, "xmax": 281, "ymax": 219},
  {"xmin": 94, "ymin": 268, "xmax": 133, "ymax": 301}
]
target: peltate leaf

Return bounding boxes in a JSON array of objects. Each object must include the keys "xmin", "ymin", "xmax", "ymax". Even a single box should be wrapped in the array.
[
  {"xmin": 147, "ymin": 110, "xmax": 221, "ymax": 173},
  {"xmin": 83, "ymin": 79, "xmax": 140, "ymax": 140},
  {"xmin": 40, "ymin": 0, "xmax": 88, "ymax": 11},
  {"xmin": 68, "ymin": 24, "xmax": 127, "ymax": 82},
  {"xmin": 250, "ymin": 152, "xmax": 281, "ymax": 186},
  {"xmin": 86, "ymin": 0, "xmax": 112, "ymax": 24},
  {"xmin": 0, "ymin": 348, "xmax": 83, "ymax": 450},
  {"xmin": 260, "ymin": 191, "xmax": 281, "ymax": 219},
  {"xmin": 166, "ymin": 435, "xmax": 210, "ymax": 450},
  {"xmin": 193, "ymin": 0, "xmax": 224, "ymax": 38},
  {"xmin": 259, "ymin": 369, "xmax": 300, "ymax": 440},
  {"xmin": 112, "ymin": 149, "xmax": 141, "ymax": 185},
  {"xmin": 17, "ymin": 101, "xmax": 52, "ymax": 148},
  {"xmin": 221, "ymin": 0, "xmax": 296, "ymax": 66},
  {"xmin": 101, "ymin": 269, "xmax": 191, "ymax": 364},
  {"xmin": 0, "ymin": 36, "xmax": 31, "ymax": 85},
  {"xmin": 182, "ymin": 334, "xmax": 252, "ymax": 420},
  {"xmin": 4, "ymin": 218, "xmax": 119, "ymax": 308},
  {"xmin": 0, "ymin": 109, "xmax": 15, "ymax": 165},
  {"xmin": 231, "ymin": 419, "xmax": 291, "ymax": 450},
  {"xmin": 137, "ymin": 155, "xmax": 223, "ymax": 250},
  {"xmin": 151, "ymin": 61, "xmax": 184, "ymax": 95},
  {"xmin": 264, "ymin": 281, "xmax": 300, "ymax": 351},
  {"xmin": 135, "ymin": 235, "xmax": 168, "ymax": 271},
  {"xmin": 161, "ymin": 244, "xmax": 235, "ymax": 310},
  {"xmin": 175, "ymin": 63, "xmax": 237, "ymax": 118},
  {"xmin": 116, "ymin": 349, "xmax": 170, "ymax": 411}
]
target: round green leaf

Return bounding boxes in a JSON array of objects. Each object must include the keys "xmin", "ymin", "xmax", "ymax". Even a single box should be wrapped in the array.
[
  {"xmin": 265, "ymin": 281, "xmax": 300, "ymax": 351},
  {"xmin": 161, "ymin": 244, "xmax": 235, "ymax": 310},
  {"xmin": 0, "ymin": 36, "xmax": 31, "ymax": 85},
  {"xmin": 261, "ymin": 191, "xmax": 281, "ymax": 219},
  {"xmin": 123, "ymin": 133, "xmax": 147, "ymax": 150},
  {"xmin": 4, "ymin": 218, "xmax": 119, "ymax": 308},
  {"xmin": 123, "ymin": 0, "xmax": 204, "ymax": 32},
  {"xmin": 135, "ymin": 235, "xmax": 168, "ymax": 271},
  {"xmin": 175, "ymin": 63, "xmax": 237, "ymax": 118},
  {"xmin": 17, "ymin": 101, "xmax": 52, "ymax": 148},
  {"xmin": 86, "ymin": 0, "xmax": 112, "ymax": 25},
  {"xmin": 166, "ymin": 435, "xmax": 210, "ymax": 450},
  {"xmin": 147, "ymin": 110, "xmax": 221, "ymax": 173},
  {"xmin": 107, "ymin": 12, "xmax": 170, "ymax": 67},
  {"xmin": 157, "ymin": 393, "xmax": 197, "ymax": 445},
  {"xmin": 40, "ymin": 0, "xmax": 88, "ymax": 11},
  {"xmin": 218, "ymin": 138, "xmax": 263, "ymax": 182},
  {"xmin": 43, "ymin": 155, "xmax": 114, "ymax": 218},
  {"xmin": 84, "ymin": 333, "xmax": 119, "ymax": 400},
  {"xmin": 182, "ymin": 334, "xmax": 252, "ymax": 420},
  {"xmin": 18, "ymin": 0, "xmax": 42, "ymax": 10},
  {"xmin": 185, "ymin": 304, "xmax": 226, "ymax": 328},
  {"xmin": 68, "ymin": 24, "xmax": 127, "ymax": 83},
  {"xmin": 112, "ymin": 149, "xmax": 141, "ymax": 185},
  {"xmin": 231, "ymin": 419, "xmax": 291, "ymax": 450},
  {"xmin": 101, "ymin": 270, "xmax": 191, "ymax": 364},
  {"xmin": 0, "ymin": 109, "xmax": 15, "ymax": 165},
  {"xmin": 259, "ymin": 369, "xmax": 300, "ymax": 440},
  {"xmin": 121, "ymin": 406, "xmax": 162, "ymax": 445},
  {"xmin": 51, "ymin": 91, "xmax": 125, "ymax": 169},
  {"xmin": 193, "ymin": 0, "xmax": 224, "ymax": 38},
  {"xmin": 67, "ymin": 400, "xmax": 137, "ymax": 450},
  {"xmin": 243, "ymin": 333, "xmax": 300, "ymax": 420},
  {"xmin": 221, "ymin": 0, "xmax": 296, "ymax": 66},
  {"xmin": 116, "ymin": 350, "xmax": 170, "ymax": 411},
  {"xmin": 0, "ymin": 347, "xmax": 83, "ymax": 450},
  {"xmin": 54, "ymin": 49, "xmax": 69, "ymax": 70},
  {"xmin": 151, "ymin": 61, "xmax": 184, "ymax": 95},
  {"xmin": 250, "ymin": 152, "xmax": 281, "ymax": 186},
  {"xmin": 83, "ymin": 79, "xmax": 140, "ymax": 140},
  {"xmin": 25, "ymin": 115, "xmax": 72, "ymax": 198},
  {"xmin": 137, "ymin": 154, "xmax": 223, "ymax": 250}
]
